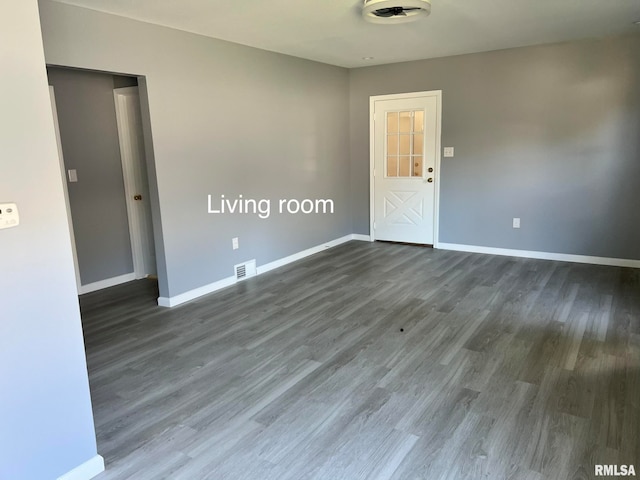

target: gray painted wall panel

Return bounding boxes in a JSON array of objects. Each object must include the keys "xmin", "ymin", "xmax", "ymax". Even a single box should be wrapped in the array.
[
  {"xmin": 137, "ymin": 76, "xmax": 170, "ymax": 296},
  {"xmin": 0, "ymin": 2, "xmax": 98, "ymax": 478},
  {"xmin": 350, "ymin": 35, "xmax": 640, "ymax": 260},
  {"xmin": 48, "ymin": 68, "xmax": 135, "ymax": 284},
  {"xmin": 39, "ymin": 1, "xmax": 352, "ymax": 298}
]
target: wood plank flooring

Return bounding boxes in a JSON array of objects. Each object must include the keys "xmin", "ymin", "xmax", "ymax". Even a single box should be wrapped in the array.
[{"xmin": 80, "ymin": 241, "xmax": 640, "ymax": 480}]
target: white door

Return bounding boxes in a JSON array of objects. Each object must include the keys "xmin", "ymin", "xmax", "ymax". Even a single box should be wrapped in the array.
[
  {"xmin": 372, "ymin": 92, "xmax": 441, "ymax": 245},
  {"xmin": 113, "ymin": 87, "xmax": 157, "ymax": 278}
]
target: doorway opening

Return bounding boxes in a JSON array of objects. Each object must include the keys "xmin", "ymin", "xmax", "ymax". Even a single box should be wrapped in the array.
[{"xmin": 48, "ymin": 66, "xmax": 163, "ymax": 295}]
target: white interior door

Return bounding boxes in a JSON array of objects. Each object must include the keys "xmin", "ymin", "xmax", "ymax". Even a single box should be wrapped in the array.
[
  {"xmin": 113, "ymin": 87, "xmax": 157, "ymax": 278},
  {"xmin": 372, "ymin": 92, "xmax": 441, "ymax": 245}
]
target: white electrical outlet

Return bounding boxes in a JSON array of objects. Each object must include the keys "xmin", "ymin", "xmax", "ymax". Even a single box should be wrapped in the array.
[
  {"xmin": 513, "ymin": 218, "xmax": 521, "ymax": 229},
  {"xmin": 232, "ymin": 237, "xmax": 239, "ymax": 250},
  {"xmin": 443, "ymin": 147, "xmax": 455, "ymax": 158},
  {"xmin": 0, "ymin": 203, "xmax": 19, "ymax": 229},
  {"xmin": 68, "ymin": 169, "xmax": 78, "ymax": 182}
]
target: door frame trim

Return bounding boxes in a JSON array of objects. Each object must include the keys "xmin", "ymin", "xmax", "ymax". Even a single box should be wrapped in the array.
[
  {"xmin": 369, "ymin": 90, "xmax": 443, "ymax": 246},
  {"xmin": 113, "ymin": 86, "xmax": 151, "ymax": 279}
]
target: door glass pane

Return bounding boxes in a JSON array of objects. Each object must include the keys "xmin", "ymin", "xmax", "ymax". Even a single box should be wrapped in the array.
[
  {"xmin": 387, "ymin": 156, "xmax": 398, "ymax": 177},
  {"xmin": 385, "ymin": 109, "xmax": 427, "ymax": 179},
  {"xmin": 387, "ymin": 135, "xmax": 398, "ymax": 155},
  {"xmin": 399, "ymin": 135, "xmax": 411, "ymax": 155},
  {"xmin": 412, "ymin": 156, "xmax": 423, "ymax": 177},
  {"xmin": 413, "ymin": 134, "xmax": 423, "ymax": 155},
  {"xmin": 414, "ymin": 111, "xmax": 424, "ymax": 132},
  {"xmin": 399, "ymin": 157, "xmax": 411, "ymax": 177},
  {"xmin": 387, "ymin": 112, "xmax": 398, "ymax": 134},
  {"xmin": 399, "ymin": 111, "xmax": 411, "ymax": 133}
]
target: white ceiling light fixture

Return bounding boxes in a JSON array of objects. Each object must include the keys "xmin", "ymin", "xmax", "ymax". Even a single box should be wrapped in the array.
[{"xmin": 362, "ymin": 0, "xmax": 431, "ymax": 24}]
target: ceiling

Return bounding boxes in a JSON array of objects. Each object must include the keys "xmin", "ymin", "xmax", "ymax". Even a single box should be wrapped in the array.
[{"xmin": 51, "ymin": 0, "xmax": 640, "ymax": 68}]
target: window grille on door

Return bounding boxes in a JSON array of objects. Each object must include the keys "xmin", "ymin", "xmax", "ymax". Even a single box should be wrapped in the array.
[{"xmin": 386, "ymin": 110, "xmax": 424, "ymax": 178}]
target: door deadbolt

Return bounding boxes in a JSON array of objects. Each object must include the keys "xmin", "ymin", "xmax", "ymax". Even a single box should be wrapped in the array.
[
  {"xmin": 134, "ymin": 194, "xmax": 142, "ymax": 201},
  {"xmin": 428, "ymin": 167, "xmax": 434, "ymax": 173}
]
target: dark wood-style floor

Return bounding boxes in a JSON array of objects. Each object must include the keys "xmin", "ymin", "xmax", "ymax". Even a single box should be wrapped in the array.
[{"xmin": 81, "ymin": 241, "xmax": 640, "ymax": 480}]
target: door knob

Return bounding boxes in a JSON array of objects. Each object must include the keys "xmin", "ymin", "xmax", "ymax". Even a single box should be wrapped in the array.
[
  {"xmin": 427, "ymin": 178, "xmax": 433, "ymax": 183},
  {"xmin": 134, "ymin": 194, "xmax": 142, "ymax": 201}
]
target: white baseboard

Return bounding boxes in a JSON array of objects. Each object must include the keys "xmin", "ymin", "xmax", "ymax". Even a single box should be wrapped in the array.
[
  {"xmin": 257, "ymin": 234, "xmax": 354, "ymax": 275},
  {"xmin": 157, "ymin": 237, "xmax": 639, "ymax": 308},
  {"xmin": 158, "ymin": 234, "xmax": 360, "ymax": 308},
  {"xmin": 157, "ymin": 274, "xmax": 236, "ymax": 307},
  {"xmin": 438, "ymin": 242, "xmax": 640, "ymax": 269},
  {"xmin": 57, "ymin": 455, "xmax": 104, "ymax": 480},
  {"xmin": 79, "ymin": 273, "xmax": 136, "ymax": 295},
  {"xmin": 351, "ymin": 234, "xmax": 372, "ymax": 242}
]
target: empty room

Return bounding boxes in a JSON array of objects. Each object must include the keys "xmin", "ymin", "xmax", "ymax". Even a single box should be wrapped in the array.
[{"xmin": 2, "ymin": 1, "xmax": 639, "ymax": 480}]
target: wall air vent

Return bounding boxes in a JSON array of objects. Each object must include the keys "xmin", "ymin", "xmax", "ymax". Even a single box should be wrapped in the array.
[
  {"xmin": 234, "ymin": 260, "xmax": 257, "ymax": 281},
  {"xmin": 362, "ymin": 0, "xmax": 431, "ymax": 24}
]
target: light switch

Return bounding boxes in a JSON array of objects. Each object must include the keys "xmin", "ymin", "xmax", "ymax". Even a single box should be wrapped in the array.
[
  {"xmin": 232, "ymin": 237, "xmax": 239, "ymax": 250},
  {"xmin": 68, "ymin": 169, "xmax": 78, "ymax": 182},
  {"xmin": 0, "ymin": 203, "xmax": 19, "ymax": 229},
  {"xmin": 443, "ymin": 147, "xmax": 455, "ymax": 158},
  {"xmin": 513, "ymin": 218, "xmax": 521, "ymax": 229}
]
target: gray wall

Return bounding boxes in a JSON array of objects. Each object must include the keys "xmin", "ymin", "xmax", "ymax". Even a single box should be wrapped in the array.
[
  {"xmin": 350, "ymin": 34, "xmax": 640, "ymax": 260},
  {"xmin": 0, "ymin": 2, "xmax": 99, "ymax": 479},
  {"xmin": 113, "ymin": 75, "xmax": 138, "ymax": 89},
  {"xmin": 39, "ymin": 1, "xmax": 352, "ymax": 299},
  {"xmin": 48, "ymin": 67, "xmax": 135, "ymax": 285}
]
